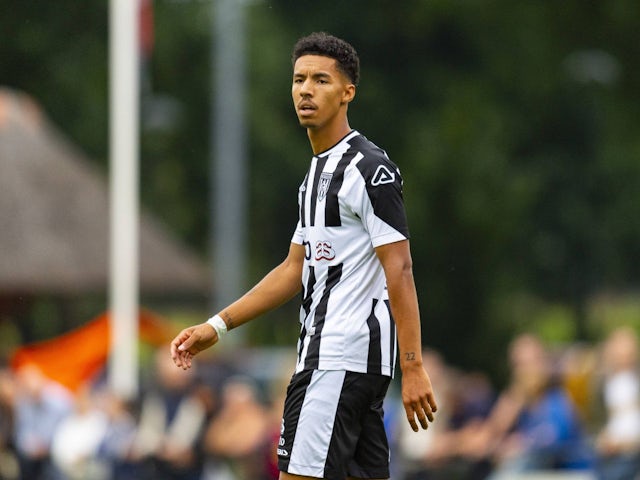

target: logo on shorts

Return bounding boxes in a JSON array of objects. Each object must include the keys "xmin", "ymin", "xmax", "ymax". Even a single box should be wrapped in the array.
[
  {"xmin": 278, "ymin": 419, "xmax": 288, "ymax": 456},
  {"xmin": 317, "ymin": 172, "xmax": 333, "ymax": 201}
]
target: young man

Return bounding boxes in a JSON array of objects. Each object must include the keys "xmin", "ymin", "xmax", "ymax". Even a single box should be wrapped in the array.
[{"xmin": 170, "ymin": 32, "xmax": 437, "ymax": 480}]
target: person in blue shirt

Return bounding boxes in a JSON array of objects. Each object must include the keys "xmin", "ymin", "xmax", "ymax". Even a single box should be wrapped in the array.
[{"xmin": 482, "ymin": 334, "xmax": 594, "ymax": 478}]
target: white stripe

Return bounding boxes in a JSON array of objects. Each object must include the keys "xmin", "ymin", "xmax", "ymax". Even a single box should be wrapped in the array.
[
  {"xmin": 304, "ymin": 157, "xmax": 318, "ymax": 227},
  {"xmin": 377, "ymin": 298, "xmax": 392, "ymax": 376},
  {"xmin": 350, "ymin": 151, "xmax": 364, "ymax": 167},
  {"xmin": 288, "ymin": 370, "xmax": 345, "ymax": 477}
]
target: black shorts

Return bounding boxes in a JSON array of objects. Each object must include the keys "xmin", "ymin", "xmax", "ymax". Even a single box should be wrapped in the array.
[{"xmin": 277, "ymin": 369, "xmax": 391, "ymax": 480}]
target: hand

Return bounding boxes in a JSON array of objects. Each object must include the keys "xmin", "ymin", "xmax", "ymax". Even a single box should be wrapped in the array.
[
  {"xmin": 402, "ymin": 364, "xmax": 438, "ymax": 432},
  {"xmin": 170, "ymin": 323, "xmax": 217, "ymax": 370}
]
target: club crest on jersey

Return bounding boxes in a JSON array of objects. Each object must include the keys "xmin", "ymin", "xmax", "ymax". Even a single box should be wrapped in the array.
[
  {"xmin": 317, "ymin": 172, "xmax": 333, "ymax": 201},
  {"xmin": 371, "ymin": 165, "xmax": 395, "ymax": 186},
  {"xmin": 315, "ymin": 240, "xmax": 335, "ymax": 261}
]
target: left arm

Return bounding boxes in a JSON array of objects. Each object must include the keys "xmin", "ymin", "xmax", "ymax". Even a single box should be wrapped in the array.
[{"xmin": 376, "ymin": 240, "xmax": 438, "ymax": 431}]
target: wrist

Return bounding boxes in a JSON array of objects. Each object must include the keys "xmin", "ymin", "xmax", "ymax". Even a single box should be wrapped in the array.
[
  {"xmin": 206, "ymin": 314, "xmax": 228, "ymax": 340},
  {"xmin": 399, "ymin": 351, "xmax": 422, "ymax": 370}
]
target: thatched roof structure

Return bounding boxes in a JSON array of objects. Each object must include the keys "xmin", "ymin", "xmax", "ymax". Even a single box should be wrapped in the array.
[{"xmin": 0, "ymin": 88, "xmax": 209, "ymax": 295}]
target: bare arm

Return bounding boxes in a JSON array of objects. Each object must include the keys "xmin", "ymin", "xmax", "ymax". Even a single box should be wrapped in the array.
[
  {"xmin": 376, "ymin": 240, "xmax": 438, "ymax": 431},
  {"xmin": 171, "ymin": 242, "xmax": 305, "ymax": 369}
]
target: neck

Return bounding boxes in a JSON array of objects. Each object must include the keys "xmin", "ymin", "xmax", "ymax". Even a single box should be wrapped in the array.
[{"xmin": 307, "ymin": 120, "xmax": 351, "ymax": 155}]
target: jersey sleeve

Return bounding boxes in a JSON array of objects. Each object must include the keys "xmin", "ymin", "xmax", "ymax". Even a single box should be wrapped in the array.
[
  {"xmin": 349, "ymin": 155, "xmax": 410, "ymax": 247},
  {"xmin": 291, "ymin": 175, "xmax": 307, "ymax": 245},
  {"xmin": 291, "ymin": 219, "xmax": 304, "ymax": 245}
]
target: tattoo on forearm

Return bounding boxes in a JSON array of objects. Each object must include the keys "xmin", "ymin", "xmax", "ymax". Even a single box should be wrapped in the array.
[
  {"xmin": 405, "ymin": 352, "xmax": 416, "ymax": 361},
  {"xmin": 223, "ymin": 312, "xmax": 235, "ymax": 330}
]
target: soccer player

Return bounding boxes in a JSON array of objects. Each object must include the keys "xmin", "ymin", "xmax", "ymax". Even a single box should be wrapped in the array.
[{"xmin": 170, "ymin": 31, "xmax": 437, "ymax": 480}]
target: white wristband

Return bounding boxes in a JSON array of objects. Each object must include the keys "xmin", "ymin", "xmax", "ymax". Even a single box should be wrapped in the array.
[{"xmin": 206, "ymin": 314, "xmax": 228, "ymax": 339}]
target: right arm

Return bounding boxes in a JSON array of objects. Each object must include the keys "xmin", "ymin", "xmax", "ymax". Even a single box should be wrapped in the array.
[{"xmin": 171, "ymin": 242, "xmax": 305, "ymax": 369}]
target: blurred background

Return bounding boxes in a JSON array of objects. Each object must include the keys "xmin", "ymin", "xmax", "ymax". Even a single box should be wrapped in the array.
[{"xmin": 1, "ymin": 1, "xmax": 640, "ymax": 479}]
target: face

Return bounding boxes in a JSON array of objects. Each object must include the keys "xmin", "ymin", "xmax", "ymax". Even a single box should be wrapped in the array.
[{"xmin": 292, "ymin": 55, "xmax": 355, "ymax": 131}]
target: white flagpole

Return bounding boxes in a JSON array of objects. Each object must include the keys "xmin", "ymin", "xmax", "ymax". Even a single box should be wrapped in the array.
[
  {"xmin": 109, "ymin": 0, "xmax": 140, "ymax": 399},
  {"xmin": 211, "ymin": 0, "xmax": 248, "ymax": 323}
]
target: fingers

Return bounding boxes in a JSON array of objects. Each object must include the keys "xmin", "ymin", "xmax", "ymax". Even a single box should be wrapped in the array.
[
  {"xmin": 170, "ymin": 329, "xmax": 195, "ymax": 370},
  {"xmin": 404, "ymin": 403, "xmax": 422, "ymax": 432},
  {"xmin": 404, "ymin": 397, "xmax": 436, "ymax": 432},
  {"xmin": 411, "ymin": 405, "xmax": 429, "ymax": 431},
  {"xmin": 429, "ymin": 393, "xmax": 438, "ymax": 413},
  {"xmin": 422, "ymin": 396, "xmax": 438, "ymax": 422},
  {"xmin": 169, "ymin": 324, "xmax": 217, "ymax": 370}
]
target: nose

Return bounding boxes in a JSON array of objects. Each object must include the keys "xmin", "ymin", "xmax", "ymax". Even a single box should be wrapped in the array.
[{"xmin": 299, "ymin": 78, "xmax": 313, "ymax": 97}]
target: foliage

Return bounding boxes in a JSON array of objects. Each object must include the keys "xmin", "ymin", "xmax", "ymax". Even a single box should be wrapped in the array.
[{"xmin": 2, "ymin": 0, "xmax": 640, "ymax": 376}]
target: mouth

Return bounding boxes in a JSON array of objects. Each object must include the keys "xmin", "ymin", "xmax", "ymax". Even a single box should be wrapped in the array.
[{"xmin": 297, "ymin": 102, "xmax": 317, "ymax": 115}]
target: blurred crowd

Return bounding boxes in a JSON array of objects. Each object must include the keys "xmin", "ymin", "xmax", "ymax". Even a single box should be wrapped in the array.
[{"xmin": 0, "ymin": 326, "xmax": 639, "ymax": 480}]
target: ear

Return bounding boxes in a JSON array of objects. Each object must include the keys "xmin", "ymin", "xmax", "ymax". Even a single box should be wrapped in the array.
[{"xmin": 342, "ymin": 83, "xmax": 356, "ymax": 105}]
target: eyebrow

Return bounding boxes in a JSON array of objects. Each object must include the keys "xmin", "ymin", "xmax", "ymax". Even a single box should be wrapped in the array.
[{"xmin": 293, "ymin": 71, "xmax": 333, "ymax": 80}]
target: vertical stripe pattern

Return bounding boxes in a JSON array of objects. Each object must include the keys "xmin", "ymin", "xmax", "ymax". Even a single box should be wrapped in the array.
[
  {"xmin": 324, "ymin": 152, "xmax": 356, "ymax": 226},
  {"xmin": 308, "ymin": 156, "xmax": 327, "ymax": 227},
  {"xmin": 288, "ymin": 370, "xmax": 345, "ymax": 477},
  {"xmin": 366, "ymin": 299, "xmax": 382, "ymax": 375},
  {"xmin": 290, "ymin": 131, "xmax": 410, "ymax": 378},
  {"xmin": 304, "ymin": 264, "xmax": 343, "ymax": 371}
]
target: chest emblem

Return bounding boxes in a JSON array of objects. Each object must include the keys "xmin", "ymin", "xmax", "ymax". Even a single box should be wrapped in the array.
[{"xmin": 317, "ymin": 172, "xmax": 333, "ymax": 201}]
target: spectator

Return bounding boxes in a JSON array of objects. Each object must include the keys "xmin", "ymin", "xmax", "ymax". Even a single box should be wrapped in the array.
[
  {"xmin": 204, "ymin": 375, "xmax": 272, "ymax": 480},
  {"xmin": 12, "ymin": 363, "xmax": 73, "ymax": 480},
  {"xmin": 93, "ymin": 388, "xmax": 138, "ymax": 480},
  {"xmin": 129, "ymin": 349, "xmax": 207, "ymax": 480},
  {"xmin": 595, "ymin": 326, "xmax": 640, "ymax": 480},
  {"xmin": 560, "ymin": 342, "xmax": 598, "ymax": 421},
  {"xmin": 466, "ymin": 333, "xmax": 594, "ymax": 479},
  {"xmin": 50, "ymin": 386, "xmax": 110, "ymax": 480},
  {"xmin": 0, "ymin": 367, "xmax": 18, "ymax": 480}
]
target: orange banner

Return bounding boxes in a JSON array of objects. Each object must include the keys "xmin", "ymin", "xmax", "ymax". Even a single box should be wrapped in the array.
[{"xmin": 10, "ymin": 309, "xmax": 173, "ymax": 392}]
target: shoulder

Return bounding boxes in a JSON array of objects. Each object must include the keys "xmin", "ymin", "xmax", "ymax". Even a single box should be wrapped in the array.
[{"xmin": 347, "ymin": 133, "xmax": 402, "ymax": 185}]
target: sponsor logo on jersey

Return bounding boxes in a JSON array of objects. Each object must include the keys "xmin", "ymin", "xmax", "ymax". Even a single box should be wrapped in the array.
[
  {"xmin": 315, "ymin": 241, "xmax": 335, "ymax": 261},
  {"xmin": 317, "ymin": 172, "xmax": 333, "ymax": 201},
  {"xmin": 277, "ymin": 448, "xmax": 289, "ymax": 457},
  {"xmin": 371, "ymin": 165, "xmax": 395, "ymax": 186}
]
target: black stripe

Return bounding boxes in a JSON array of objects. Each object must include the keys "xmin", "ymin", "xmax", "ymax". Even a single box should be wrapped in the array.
[
  {"xmin": 384, "ymin": 299, "xmax": 396, "ymax": 372},
  {"xmin": 309, "ymin": 156, "xmax": 328, "ymax": 227},
  {"xmin": 299, "ymin": 172, "xmax": 308, "ymax": 228},
  {"xmin": 304, "ymin": 264, "xmax": 343, "ymax": 370},
  {"xmin": 301, "ymin": 266, "xmax": 316, "ymax": 317},
  {"xmin": 298, "ymin": 266, "xmax": 315, "ymax": 359},
  {"xmin": 366, "ymin": 299, "xmax": 382, "ymax": 375},
  {"xmin": 324, "ymin": 371, "xmax": 391, "ymax": 479},
  {"xmin": 324, "ymin": 153, "xmax": 355, "ymax": 226}
]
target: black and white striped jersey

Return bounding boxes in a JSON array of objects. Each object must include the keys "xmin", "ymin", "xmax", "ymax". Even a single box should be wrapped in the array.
[{"xmin": 291, "ymin": 130, "xmax": 409, "ymax": 378}]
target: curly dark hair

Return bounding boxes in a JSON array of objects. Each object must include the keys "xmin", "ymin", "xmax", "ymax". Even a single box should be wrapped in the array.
[{"xmin": 291, "ymin": 32, "xmax": 360, "ymax": 86}]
